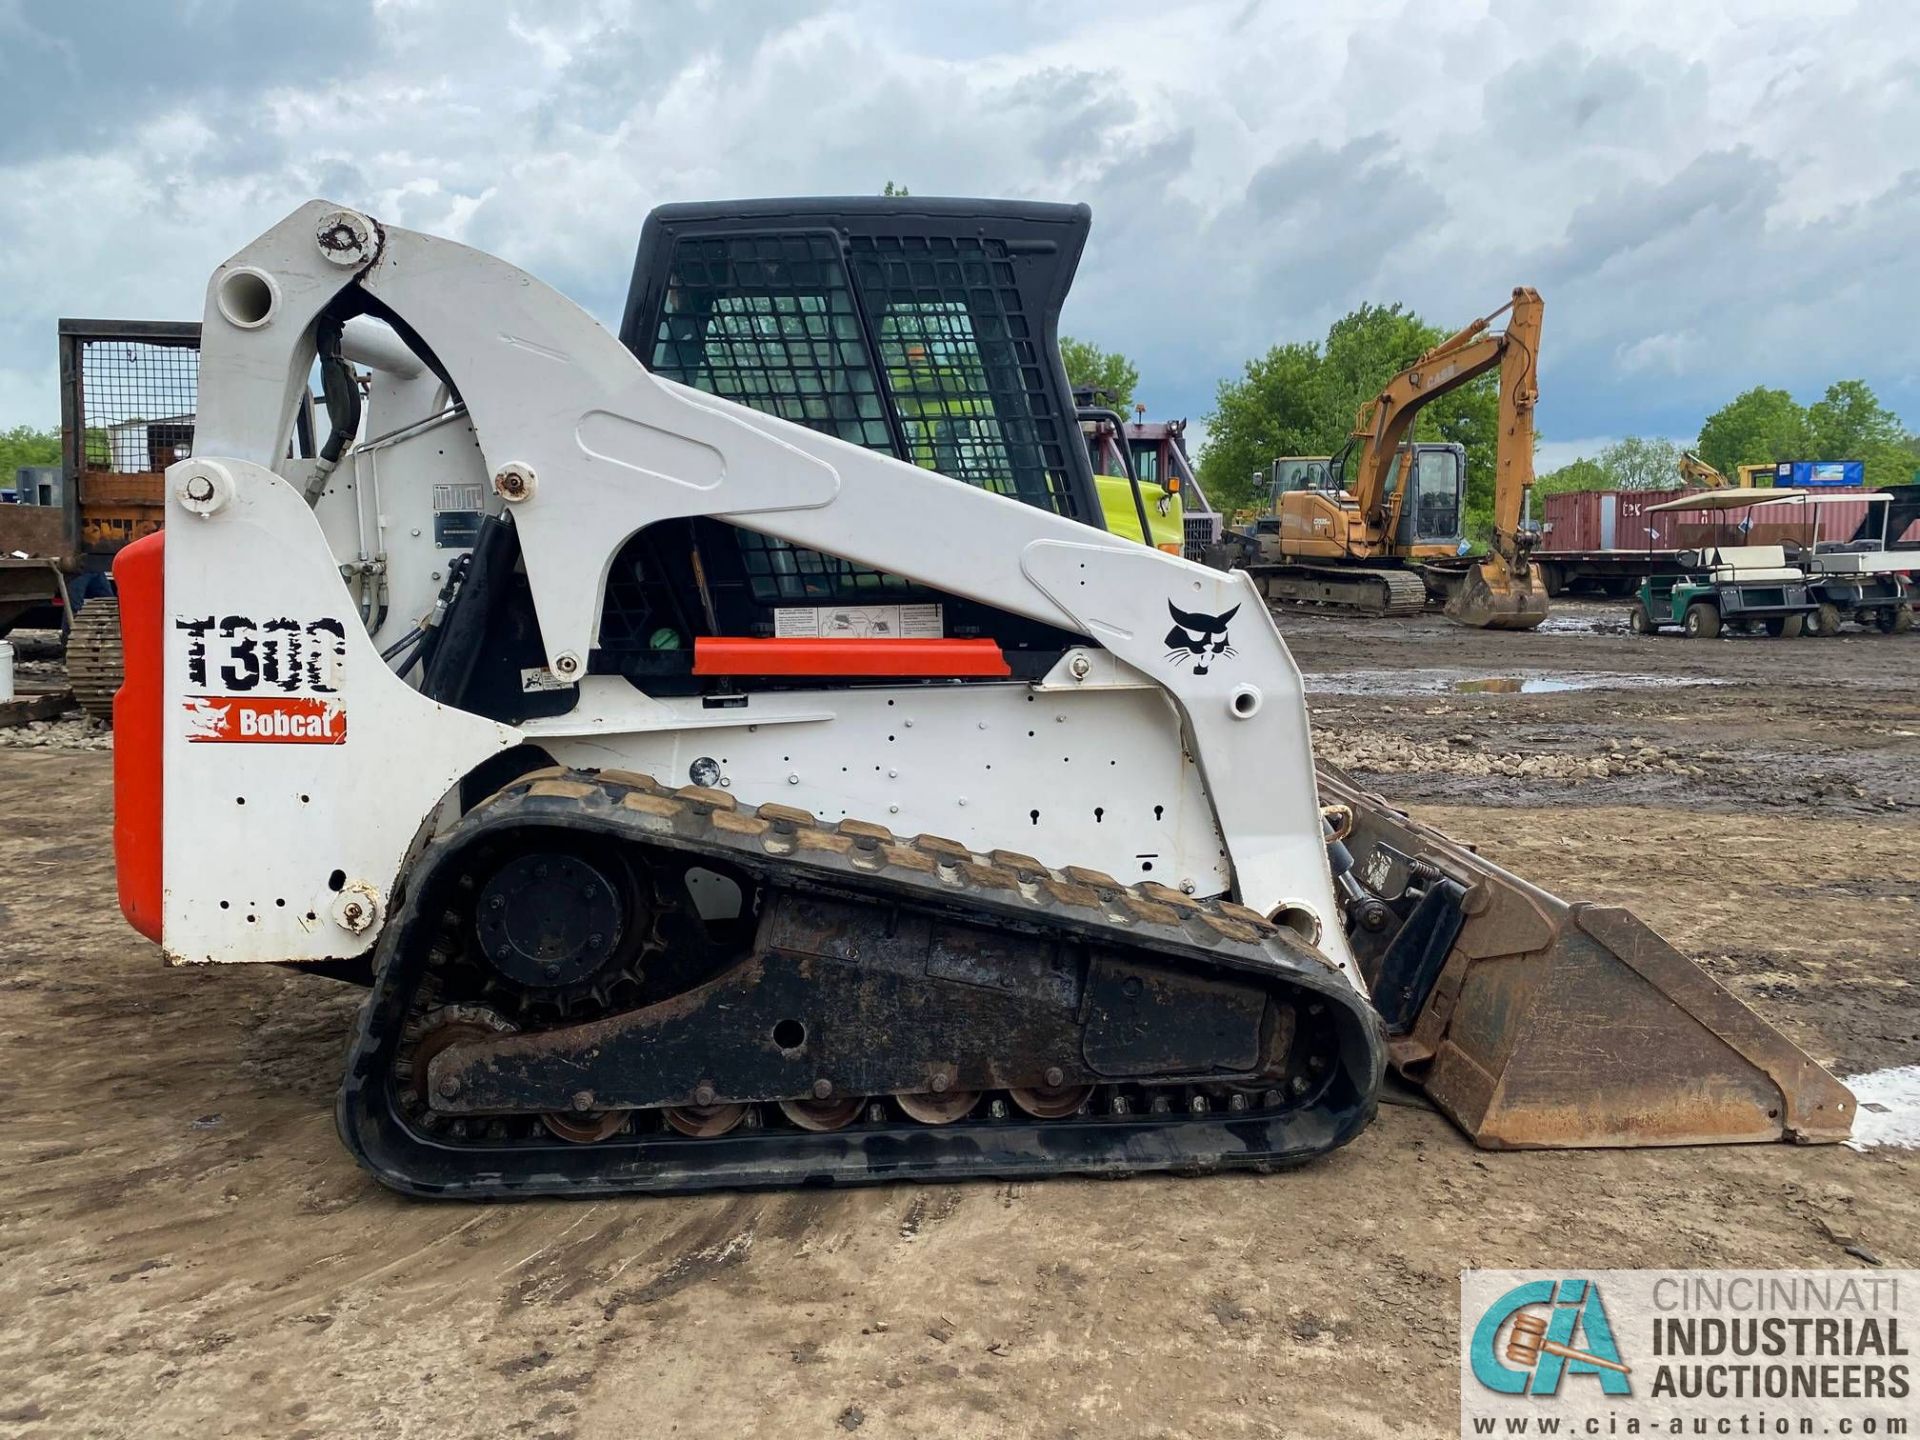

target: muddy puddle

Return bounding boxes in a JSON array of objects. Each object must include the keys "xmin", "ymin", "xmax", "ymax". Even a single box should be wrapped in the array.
[
  {"xmin": 1452, "ymin": 676, "xmax": 1576, "ymax": 694},
  {"xmin": 1844, "ymin": 1064, "xmax": 1920, "ymax": 1151},
  {"xmin": 1535, "ymin": 612, "xmax": 1629, "ymax": 635},
  {"xmin": 1305, "ymin": 669, "xmax": 1726, "ymax": 698}
]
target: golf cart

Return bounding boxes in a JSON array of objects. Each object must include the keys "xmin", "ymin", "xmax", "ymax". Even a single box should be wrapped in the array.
[
  {"xmin": 1628, "ymin": 489, "xmax": 1817, "ymax": 639},
  {"xmin": 1752, "ymin": 491, "xmax": 1915, "ymax": 635}
]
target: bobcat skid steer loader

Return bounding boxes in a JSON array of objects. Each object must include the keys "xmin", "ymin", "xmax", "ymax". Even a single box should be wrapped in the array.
[{"xmin": 111, "ymin": 201, "xmax": 1851, "ymax": 1198}]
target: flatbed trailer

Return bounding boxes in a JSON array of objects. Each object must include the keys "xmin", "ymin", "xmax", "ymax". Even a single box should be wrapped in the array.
[{"xmin": 1533, "ymin": 549, "xmax": 1689, "ymax": 598}]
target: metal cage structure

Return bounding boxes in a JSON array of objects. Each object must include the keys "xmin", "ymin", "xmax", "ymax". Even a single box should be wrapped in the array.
[{"xmin": 58, "ymin": 319, "xmax": 203, "ymax": 570}]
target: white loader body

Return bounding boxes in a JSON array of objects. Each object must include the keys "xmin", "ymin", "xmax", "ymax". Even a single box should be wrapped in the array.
[{"xmin": 135, "ymin": 202, "xmax": 1349, "ymax": 982}]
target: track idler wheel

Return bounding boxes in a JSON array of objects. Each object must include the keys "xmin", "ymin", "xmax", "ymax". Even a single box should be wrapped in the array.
[
  {"xmin": 663, "ymin": 1103, "xmax": 748, "ymax": 1138},
  {"xmin": 896, "ymin": 1090, "xmax": 980, "ymax": 1125},
  {"xmin": 401, "ymin": 1005, "xmax": 515, "ymax": 1124},
  {"xmin": 1008, "ymin": 1079, "xmax": 1094, "ymax": 1118},
  {"xmin": 777, "ymin": 1096, "xmax": 865, "ymax": 1131},
  {"xmin": 542, "ymin": 1109, "xmax": 627, "ymax": 1144}
]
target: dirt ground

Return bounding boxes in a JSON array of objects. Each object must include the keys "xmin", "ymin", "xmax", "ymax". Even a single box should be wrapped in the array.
[{"xmin": 1, "ymin": 604, "xmax": 1915, "ymax": 1439}]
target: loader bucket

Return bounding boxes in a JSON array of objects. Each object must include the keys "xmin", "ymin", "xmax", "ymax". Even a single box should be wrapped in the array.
[
  {"xmin": 1444, "ymin": 558, "xmax": 1549, "ymax": 630},
  {"xmin": 1319, "ymin": 766, "xmax": 1855, "ymax": 1147}
]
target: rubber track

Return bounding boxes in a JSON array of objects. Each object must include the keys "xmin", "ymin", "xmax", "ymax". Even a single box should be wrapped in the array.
[
  {"xmin": 65, "ymin": 597, "xmax": 122, "ymax": 725},
  {"xmin": 1257, "ymin": 565, "xmax": 1429, "ymax": 618},
  {"xmin": 338, "ymin": 770, "xmax": 1386, "ymax": 1198}
]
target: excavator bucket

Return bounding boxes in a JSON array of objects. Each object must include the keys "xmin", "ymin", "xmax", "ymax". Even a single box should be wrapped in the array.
[
  {"xmin": 1321, "ymin": 766, "xmax": 1855, "ymax": 1147},
  {"xmin": 1444, "ymin": 557, "xmax": 1550, "ymax": 630}
]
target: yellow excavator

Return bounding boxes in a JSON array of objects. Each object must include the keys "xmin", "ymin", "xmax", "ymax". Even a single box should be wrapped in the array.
[
  {"xmin": 1677, "ymin": 451, "xmax": 1732, "ymax": 489},
  {"xmin": 1677, "ymin": 454, "xmax": 1784, "ymax": 492},
  {"xmin": 1239, "ymin": 289, "xmax": 1551, "ymax": 629}
]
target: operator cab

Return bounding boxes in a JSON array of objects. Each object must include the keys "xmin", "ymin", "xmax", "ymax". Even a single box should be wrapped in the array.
[
  {"xmin": 1270, "ymin": 443, "xmax": 1465, "ymax": 548},
  {"xmin": 1073, "ymin": 387, "xmax": 1185, "ymax": 554},
  {"xmin": 1270, "ymin": 458, "xmax": 1333, "ymax": 499},
  {"xmin": 1395, "ymin": 443, "xmax": 1466, "ymax": 547},
  {"xmin": 601, "ymin": 198, "xmax": 1123, "ymax": 696}
]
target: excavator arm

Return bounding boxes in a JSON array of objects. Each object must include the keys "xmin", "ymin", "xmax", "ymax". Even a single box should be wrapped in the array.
[
  {"xmin": 1346, "ymin": 296, "xmax": 1525, "ymax": 522},
  {"xmin": 1460, "ymin": 289, "xmax": 1549, "ymax": 622},
  {"xmin": 1679, "ymin": 451, "xmax": 1732, "ymax": 490},
  {"xmin": 1338, "ymin": 291, "xmax": 1547, "ymax": 628}
]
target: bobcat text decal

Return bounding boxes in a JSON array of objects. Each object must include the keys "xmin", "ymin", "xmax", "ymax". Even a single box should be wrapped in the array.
[{"xmin": 176, "ymin": 615, "xmax": 348, "ymax": 744}]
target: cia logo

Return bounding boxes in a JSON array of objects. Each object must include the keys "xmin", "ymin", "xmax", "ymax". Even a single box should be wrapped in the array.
[
  {"xmin": 1164, "ymin": 600, "xmax": 1239, "ymax": 676},
  {"xmin": 1470, "ymin": 1278, "xmax": 1631, "ymax": 1397}
]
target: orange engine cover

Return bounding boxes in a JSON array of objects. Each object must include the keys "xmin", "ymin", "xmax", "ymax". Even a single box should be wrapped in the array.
[{"xmin": 113, "ymin": 529, "xmax": 165, "ymax": 942}]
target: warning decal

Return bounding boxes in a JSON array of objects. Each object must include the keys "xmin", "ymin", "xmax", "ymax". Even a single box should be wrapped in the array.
[{"xmin": 773, "ymin": 603, "xmax": 943, "ymax": 640}]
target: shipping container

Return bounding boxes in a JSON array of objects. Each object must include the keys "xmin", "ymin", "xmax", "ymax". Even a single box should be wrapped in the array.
[
  {"xmin": 1538, "ymin": 488, "xmax": 1690, "ymax": 552},
  {"xmin": 1540, "ymin": 485, "xmax": 1915, "ymax": 552},
  {"xmin": 1533, "ymin": 485, "xmax": 1918, "ymax": 596}
]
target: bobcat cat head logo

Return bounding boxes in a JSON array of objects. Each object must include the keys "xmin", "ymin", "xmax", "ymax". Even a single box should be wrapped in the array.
[{"xmin": 1164, "ymin": 600, "xmax": 1240, "ymax": 675}]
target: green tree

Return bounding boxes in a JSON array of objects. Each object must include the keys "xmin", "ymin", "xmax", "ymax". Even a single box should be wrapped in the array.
[
  {"xmin": 1697, "ymin": 380, "xmax": 1917, "ymax": 488},
  {"xmin": 1197, "ymin": 342, "xmax": 1327, "ymax": 514},
  {"xmin": 1695, "ymin": 387, "xmax": 1813, "ymax": 478},
  {"xmin": 0, "ymin": 425, "xmax": 60, "ymax": 483},
  {"xmin": 1535, "ymin": 456, "xmax": 1610, "ymax": 497},
  {"xmin": 1807, "ymin": 379, "xmax": 1915, "ymax": 488},
  {"xmin": 1057, "ymin": 337, "xmax": 1140, "ymax": 416},
  {"xmin": 881, "ymin": 180, "xmax": 910, "ymax": 197},
  {"xmin": 1596, "ymin": 435, "xmax": 1682, "ymax": 491},
  {"xmin": 1197, "ymin": 302, "xmax": 1498, "ymax": 528},
  {"xmin": 1807, "ymin": 379, "xmax": 1903, "ymax": 453}
]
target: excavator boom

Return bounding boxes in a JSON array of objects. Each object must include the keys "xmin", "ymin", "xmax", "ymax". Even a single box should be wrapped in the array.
[
  {"xmin": 1347, "ymin": 306, "xmax": 1507, "ymax": 519},
  {"xmin": 1430, "ymin": 289, "xmax": 1550, "ymax": 629},
  {"xmin": 1679, "ymin": 451, "xmax": 1733, "ymax": 490}
]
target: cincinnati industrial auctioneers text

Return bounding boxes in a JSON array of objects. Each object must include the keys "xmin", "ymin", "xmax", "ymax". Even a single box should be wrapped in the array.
[{"xmin": 1648, "ymin": 1275, "xmax": 1908, "ymax": 1403}]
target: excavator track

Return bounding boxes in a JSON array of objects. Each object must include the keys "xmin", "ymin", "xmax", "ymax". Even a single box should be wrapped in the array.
[
  {"xmin": 339, "ymin": 770, "xmax": 1385, "ymax": 1198},
  {"xmin": 65, "ymin": 596, "xmax": 123, "ymax": 725},
  {"xmin": 1249, "ymin": 564, "xmax": 1429, "ymax": 618}
]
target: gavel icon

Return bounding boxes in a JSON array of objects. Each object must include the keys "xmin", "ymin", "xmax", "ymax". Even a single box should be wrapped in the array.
[{"xmin": 1506, "ymin": 1311, "xmax": 1632, "ymax": 1375}]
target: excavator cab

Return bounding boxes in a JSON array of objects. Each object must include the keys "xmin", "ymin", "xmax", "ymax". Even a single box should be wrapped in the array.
[
  {"xmin": 1395, "ymin": 443, "xmax": 1467, "ymax": 549},
  {"xmin": 1271, "ymin": 458, "xmax": 1334, "ymax": 497},
  {"xmin": 1311, "ymin": 442, "xmax": 1467, "ymax": 550}
]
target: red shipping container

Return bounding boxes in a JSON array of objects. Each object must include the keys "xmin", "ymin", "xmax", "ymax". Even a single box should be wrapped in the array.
[
  {"xmin": 1539, "ymin": 488, "xmax": 1689, "ymax": 552},
  {"xmin": 1537, "ymin": 486, "xmax": 1912, "ymax": 552}
]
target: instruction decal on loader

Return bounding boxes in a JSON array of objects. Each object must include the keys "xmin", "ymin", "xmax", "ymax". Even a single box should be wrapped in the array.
[
  {"xmin": 175, "ymin": 614, "xmax": 348, "ymax": 743},
  {"xmin": 774, "ymin": 603, "xmax": 943, "ymax": 640}
]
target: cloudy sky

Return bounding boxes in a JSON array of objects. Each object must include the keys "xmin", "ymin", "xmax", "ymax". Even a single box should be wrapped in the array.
[{"xmin": 2, "ymin": 0, "xmax": 1916, "ymax": 467}]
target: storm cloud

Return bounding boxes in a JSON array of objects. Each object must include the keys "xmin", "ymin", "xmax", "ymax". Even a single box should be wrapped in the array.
[{"xmin": 1, "ymin": 0, "xmax": 1914, "ymax": 455}]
